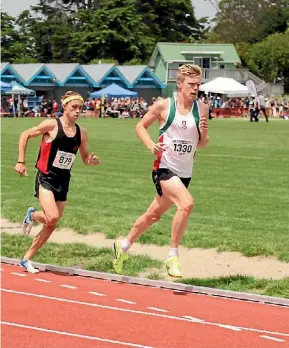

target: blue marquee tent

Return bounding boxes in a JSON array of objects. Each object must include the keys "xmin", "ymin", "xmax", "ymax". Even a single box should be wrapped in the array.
[{"xmin": 90, "ymin": 83, "xmax": 138, "ymax": 98}]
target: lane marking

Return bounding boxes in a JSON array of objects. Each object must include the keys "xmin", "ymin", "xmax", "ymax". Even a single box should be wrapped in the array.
[
  {"xmin": 60, "ymin": 285, "xmax": 77, "ymax": 289},
  {"xmin": 261, "ymin": 335, "xmax": 286, "ymax": 343},
  {"xmin": 183, "ymin": 316, "xmax": 205, "ymax": 323},
  {"xmin": 11, "ymin": 273, "xmax": 26, "ymax": 277},
  {"xmin": 89, "ymin": 291, "xmax": 106, "ymax": 297},
  {"xmin": 216, "ymin": 324, "xmax": 243, "ymax": 332},
  {"xmin": 147, "ymin": 307, "xmax": 168, "ymax": 313},
  {"xmin": 1, "ymin": 321, "xmax": 153, "ymax": 348},
  {"xmin": 116, "ymin": 299, "xmax": 136, "ymax": 305},
  {"xmin": 35, "ymin": 279, "xmax": 52, "ymax": 283},
  {"xmin": 2, "ymin": 289, "xmax": 289, "ymax": 338},
  {"xmin": 184, "ymin": 316, "xmax": 241, "ymax": 331}
]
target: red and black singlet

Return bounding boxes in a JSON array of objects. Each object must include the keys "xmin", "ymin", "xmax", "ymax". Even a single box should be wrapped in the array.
[{"xmin": 35, "ymin": 118, "xmax": 81, "ymax": 177}]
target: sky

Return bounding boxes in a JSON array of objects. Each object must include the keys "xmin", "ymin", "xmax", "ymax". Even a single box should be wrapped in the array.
[{"xmin": 1, "ymin": 0, "xmax": 217, "ymax": 19}]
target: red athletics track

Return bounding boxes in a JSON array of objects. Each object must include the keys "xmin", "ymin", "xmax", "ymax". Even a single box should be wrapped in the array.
[{"xmin": 1, "ymin": 263, "xmax": 289, "ymax": 348}]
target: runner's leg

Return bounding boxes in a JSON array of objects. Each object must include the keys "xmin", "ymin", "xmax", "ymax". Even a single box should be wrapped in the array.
[
  {"xmin": 126, "ymin": 194, "xmax": 173, "ymax": 245},
  {"xmin": 23, "ymin": 186, "xmax": 66, "ymax": 260}
]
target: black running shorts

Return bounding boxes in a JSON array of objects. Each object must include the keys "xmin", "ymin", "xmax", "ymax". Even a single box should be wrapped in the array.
[
  {"xmin": 152, "ymin": 168, "xmax": 191, "ymax": 197},
  {"xmin": 34, "ymin": 171, "xmax": 70, "ymax": 202}
]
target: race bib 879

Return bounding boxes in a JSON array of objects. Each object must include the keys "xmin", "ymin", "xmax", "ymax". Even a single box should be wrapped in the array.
[{"xmin": 52, "ymin": 150, "xmax": 76, "ymax": 170}]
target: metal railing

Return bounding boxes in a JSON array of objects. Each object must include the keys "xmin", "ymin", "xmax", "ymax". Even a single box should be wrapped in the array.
[{"xmin": 167, "ymin": 68, "xmax": 249, "ymax": 83}]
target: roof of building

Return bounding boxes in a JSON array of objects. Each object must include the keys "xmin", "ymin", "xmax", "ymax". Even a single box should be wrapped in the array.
[
  {"xmin": 45, "ymin": 63, "xmax": 80, "ymax": 83},
  {"xmin": 81, "ymin": 64, "xmax": 114, "ymax": 84},
  {"xmin": 1, "ymin": 63, "xmax": 164, "ymax": 88},
  {"xmin": 11, "ymin": 64, "xmax": 45, "ymax": 82},
  {"xmin": 117, "ymin": 65, "xmax": 147, "ymax": 84},
  {"xmin": 149, "ymin": 42, "xmax": 241, "ymax": 66}
]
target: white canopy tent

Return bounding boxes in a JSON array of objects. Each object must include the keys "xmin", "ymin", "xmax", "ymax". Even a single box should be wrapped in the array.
[
  {"xmin": 199, "ymin": 77, "xmax": 250, "ymax": 97},
  {"xmin": 3, "ymin": 81, "xmax": 36, "ymax": 117}
]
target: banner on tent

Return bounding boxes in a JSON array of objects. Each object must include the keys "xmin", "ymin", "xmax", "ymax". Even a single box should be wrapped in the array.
[{"xmin": 246, "ymin": 80, "xmax": 257, "ymax": 97}]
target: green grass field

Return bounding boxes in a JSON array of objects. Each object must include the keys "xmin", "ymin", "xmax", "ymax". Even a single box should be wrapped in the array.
[
  {"xmin": 1, "ymin": 232, "xmax": 162, "ymax": 277},
  {"xmin": 1, "ymin": 117, "xmax": 289, "ymax": 261},
  {"xmin": 2, "ymin": 232, "xmax": 288, "ymax": 298}
]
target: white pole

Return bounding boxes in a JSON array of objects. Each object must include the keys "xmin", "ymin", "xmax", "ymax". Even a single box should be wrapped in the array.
[
  {"xmin": 18, "ymin": 94, "xmax": 21, "ymax": 117},
  {"xmin": 12, "ymin": 92, "xmax": 16, "ymax": 117}
]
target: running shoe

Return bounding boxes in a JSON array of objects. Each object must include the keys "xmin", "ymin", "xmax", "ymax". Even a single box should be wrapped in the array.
[
  {"xmin": 20, "ymin": 257, "xmax": 39, "ymax": 274},
  {"xmin": 21, "ymin": 207, "xmax": 36, "ymax": 235},
  {"xmin": 112, "ymin": 241, "xmax": 128, "ymax": 274},
  {"xmin": 166, "ymin": 256, "xmax": 183, "ymax": 278}
]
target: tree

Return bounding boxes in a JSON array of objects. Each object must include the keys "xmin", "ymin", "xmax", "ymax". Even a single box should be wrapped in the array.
[
  {"xmin": 17, "ymin": 8, "xmax": 76, "ymax": 63},
  {"xmin": 246, "ymin": 32, "xmax": 289, "ymax": 91},
  {"xmin": 69, "ymin": 0, "xmax": 155, "ymax": 63},
  {"xmin": 212, "ymin": 0, "xmax": 289, "ymax": 44},
  {"xmin": 32, "ymin": 0, "xmax": 100, "ymax": 14},
  {"xmin": 0, "ymin": 12, "xmax": 30, "ymax": 62},
  {"xmin": 136, "ymin": 0, "xmax": 203, "ymax": 42},
  {"xmin": 11, "ymin": 0, "xmax": 204, "ymax": 64}
]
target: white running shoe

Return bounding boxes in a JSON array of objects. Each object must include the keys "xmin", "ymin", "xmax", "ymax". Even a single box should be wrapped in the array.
[{"xmin": 20, "ymin": 258, "xmax": 39, "ymax": 274}]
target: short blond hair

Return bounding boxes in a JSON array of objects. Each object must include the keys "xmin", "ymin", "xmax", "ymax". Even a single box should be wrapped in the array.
[{"xmin": 177, "ymin": 64, "xmax": 202, "ymax": 82}]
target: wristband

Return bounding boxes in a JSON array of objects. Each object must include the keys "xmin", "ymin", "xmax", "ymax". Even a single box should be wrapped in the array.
[{"xmin": 17, "ymin": 161, "xmax": 25, "ymax": 164}]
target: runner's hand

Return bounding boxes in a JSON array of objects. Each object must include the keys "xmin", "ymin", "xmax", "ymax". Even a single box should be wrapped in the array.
[
  {"xmin": 15, "ymin": 162, "xmax": 28, "ymax": 176},
  {"xmin": 149, "ymin": 142, "xmax": 166, "ymax": 156},
  {"xmin": 88, "ymin": 153, "xmax": 100, "ymax": 165},
  {"xmin": 199, "ymin": 113, "xmax": 208, "ymax": 135}
]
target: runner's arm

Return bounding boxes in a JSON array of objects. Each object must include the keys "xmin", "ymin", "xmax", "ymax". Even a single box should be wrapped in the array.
[
  {"xmin": 135, "ymin": 100, "xmax": 166, "ymax": 151},
  {"xmin": 198, "ymin": 103, "xmax": 209, "ymax": 149},
  {"xmin": 17, "ymin": 119, "xmax": 56, "ymax": 163},
  {"xmin": 79, "ymin": 127, "xmax": 99, "ymax": 165}
]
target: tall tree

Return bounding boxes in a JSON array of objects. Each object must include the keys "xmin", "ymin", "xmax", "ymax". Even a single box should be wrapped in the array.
[
  {"xmin": 246, "ymin": 32, "xmax": 289, "ymax": 91},
  {"xmin": 23, "ymin": 5, "xmax": 75, "ymax": 62},
  {"xmin": 136, "ymin": 0, "xmax": 203, "ymax": 42},
  {"xmin": 11, "ymin": 0, "xmax": 204, "ymax": 64},
  {"xmin": 69, "ymin": 0, "xmax": 154, "ymax": 63},
  {"xmin": 0, "ymin": 12, "xmax": 31, "ymax": 62},
  {"xmin": 32, "ymin": 0, "xmax": 100, "ymax": 14},
  {"xmin": 212, "ymin": 0, "xmax": 289, "ymax": 44}
]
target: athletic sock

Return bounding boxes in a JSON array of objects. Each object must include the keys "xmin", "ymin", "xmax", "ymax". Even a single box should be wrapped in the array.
[
  {"xmin": 121, "ymin": 238, "xmax": 132, "ymax": 252},
  {"xmin": 168, "ymin": 248, "xmax": 179, "ymax": 258}
]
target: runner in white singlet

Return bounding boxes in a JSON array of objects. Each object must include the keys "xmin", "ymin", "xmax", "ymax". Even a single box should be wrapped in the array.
[
  {"xmin": 153, "ymin": 96, "xmax": 201, "ymax": 178},
  {"xmin": 113, "ymin": 64, "xmax": 209, "ymax": 278}
]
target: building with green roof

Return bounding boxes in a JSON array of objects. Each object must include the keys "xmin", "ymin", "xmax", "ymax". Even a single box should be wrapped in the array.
[{"xmin": 149, "ymin": 42, "xmax": 257, "ymax": 97}]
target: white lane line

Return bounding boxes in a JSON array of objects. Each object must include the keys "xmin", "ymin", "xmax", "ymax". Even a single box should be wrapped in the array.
[
  {"xmin": 261, "ymin": 335, "xmax": 286, "ymax": 343},
  {"xmin": 89, "ymin": 291, "xmax": 106, "ymax": 297},
  {"xmin": 2, "ymin": 289, "xmax": 289, "ymax": 339},
  {"xmin": 216, "ymin": 324, "xmax": 243, "ymax": 332},
  {"xmin": 60, "ymin": 285, "xmax": 77, "ymax": 289},
  {"xmin": 184, "ymin": 317, "xmax": 241, "ymax": 331},
  {"xmin": 116, "ymin": 299, "xmax": 136, "ymax": 305},
  {"xmin": 1, "ymin": 321, "xmax": 153, "ymax": 348},
  {"xmin": 35, "ymin": 279, "xmax": 52, "ymax": 283},
  {"xmin": 147, "ymin": 307, "xmax": 168, "ymax": 313},
  {"xmin": 11, "ymin": 272, "xmax": 26, "ymax": 277},
  {"xmin": 183, "ymin": 316, "xmax": 205, "ymax": 323}
]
